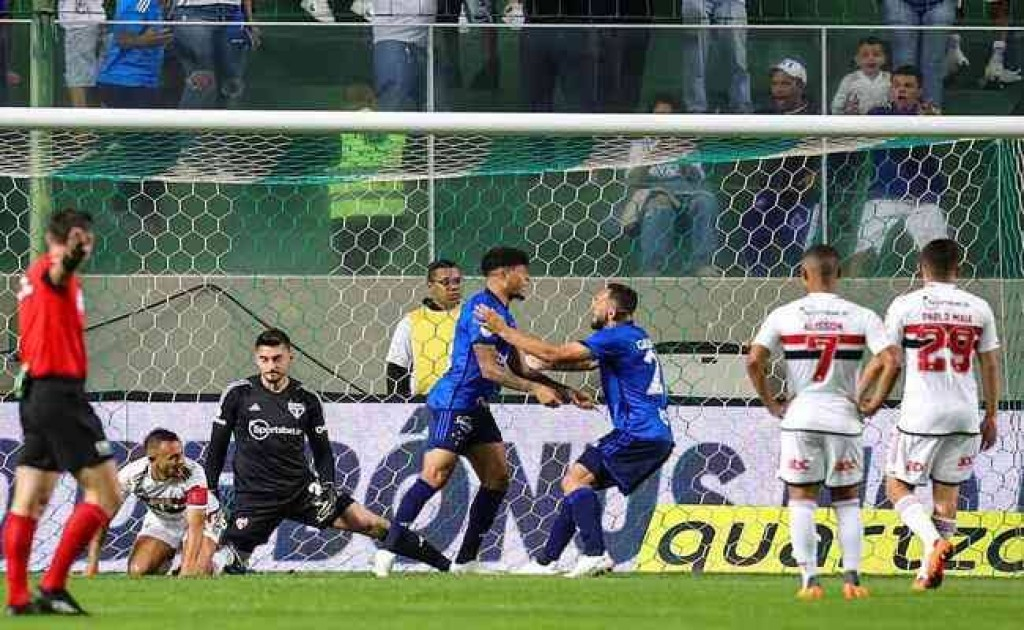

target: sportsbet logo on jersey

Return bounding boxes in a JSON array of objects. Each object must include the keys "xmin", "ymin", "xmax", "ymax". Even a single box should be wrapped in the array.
[{"xmin": 636, "ymin": 505, "xmax": 1023, "ymax": 576}]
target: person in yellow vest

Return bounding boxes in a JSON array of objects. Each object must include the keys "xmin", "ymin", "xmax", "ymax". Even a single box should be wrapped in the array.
[{"xmin": 385, "ymin": 260, "xmax": 463, "ymax": 397}]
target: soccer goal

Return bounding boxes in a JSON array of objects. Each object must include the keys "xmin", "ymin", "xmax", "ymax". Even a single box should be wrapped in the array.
[{"xmin": 0, "ymin": 108, "xmax": 1020, "ymax": 575}]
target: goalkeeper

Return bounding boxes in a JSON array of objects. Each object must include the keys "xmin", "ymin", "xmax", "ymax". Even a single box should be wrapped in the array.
[{"xmin": 204, "ymin": 328, "xmax": 450, "ymax": 574}]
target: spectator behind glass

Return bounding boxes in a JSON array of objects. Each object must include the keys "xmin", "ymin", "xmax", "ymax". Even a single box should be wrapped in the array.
[
  {"xmin": 946, "ymin": 0, "xmax": 1020, "ymax": 87},
  {"xmin": 372, "ymin": 0, "xmax": 437, "ymax": 111},
  {"xmin": 740, "ymin": 59, "xmax": 821, "ymax": 277},
  {"xmin": 847, "ymin": 65, "xmax": 947, "ymax": 277},
  {"xmin": 97, "ymin": 0, "xmax": 172, "ymax": 108},
  {"xmin": 593, "ymin": 0, "xmax": 652, "ymax": 113},
  {"xmin": 520, "ymin": 0, "xmax": 598, "ymax": 112},
  {"xmin": 619, "ymin": 94, "xmax": 721, "ymax": 276},
  {"xmin": 680, "ymin": 0, "xmax": 752, "ymax": 114},
  {"xmin": 172, "ymin": 0, "xmax": 254, "ymax": 109},
  {"xmin": 882, "ymin": 0, "xmax": 955, "ymax": 110},
  {"xmin": 60, "ymin": 0, "xmax": 106, "ymax": 107},
  {"xmin": 831, "ymin": 36, "xmax": 892, "ymax": 115},
  {"xmin": 436, "ymin": 0, "xmax": 500, "ymax": 97}
]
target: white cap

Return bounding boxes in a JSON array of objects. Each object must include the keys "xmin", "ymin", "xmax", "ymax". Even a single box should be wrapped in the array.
[{"xmin": 771, "ymin": 58, "xmax": 808, "ymax": 84}]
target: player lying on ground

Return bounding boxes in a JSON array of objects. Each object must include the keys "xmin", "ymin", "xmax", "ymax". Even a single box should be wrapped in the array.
[
  {"xmin": 206, "ymin": 328, "xmax": 450, "ymax": 574},
  {"xmin": 86, "ymin": 429, "xmax": 222, "ymax": 577},
  {"xmin": 375, "ymin": 247, "xmax": 591, "ymax": 576},
  {"xmin": 747, "ymin": 245, "xmax": 900, "ymax": 600},
  {"xmin": 5, "ymin": 209, "xmax": 124, "ymax": 616},
  {"xmin": 865, "ymin": 238, "xmax": 1001, "ymax": 591},
  {"xmin": 475, "ymin": 282, "xmax": 674, "ymax": 578}
]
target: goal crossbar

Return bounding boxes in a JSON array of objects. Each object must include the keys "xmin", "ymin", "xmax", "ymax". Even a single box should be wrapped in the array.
[{"xmin": 3, "ymin": 108, "xmax": 1024, "ymax": 137}]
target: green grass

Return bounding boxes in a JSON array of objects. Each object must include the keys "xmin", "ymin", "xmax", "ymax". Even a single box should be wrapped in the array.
[{"xmin": 7, "ymin": 573, "xmax": 1022, "ymax": 629}]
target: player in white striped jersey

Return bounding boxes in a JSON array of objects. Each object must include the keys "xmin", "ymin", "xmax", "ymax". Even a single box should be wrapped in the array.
[
  {"xmin": 86, "ymin": 429, "xmax": 222, "ymax": 577},
  {"xmin": 871, "ymin": 239, "xmax": 1001, "ymax": 591},
  {"xmin": 747, "ymin": 245, "xmax": 899, "ymax": 600}
]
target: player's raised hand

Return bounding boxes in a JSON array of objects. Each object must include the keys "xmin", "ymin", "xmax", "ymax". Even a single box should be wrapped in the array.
[
  {"xmin": 981, "ymin": 413, "xmax": 998, "ymax": 451},
  {"xmin": 67, "ymin": 226, "xmax": 95, "ymax": 259},
  {"xmin": 474, "ymin": 304, "xmax": 507, "ymax": 334},
  {"xmin": 531, "ymin": 383, "xmax": 563, "ymax": 407}
]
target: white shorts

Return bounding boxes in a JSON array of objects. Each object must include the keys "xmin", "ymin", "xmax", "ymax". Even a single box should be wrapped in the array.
[
  {"xmin": 62, "ymin": 24, "xmax": 102, "ymax": 88},
  {"xmin": 138, "ymin": 510, "xmax": 224, "ymax": 549},
  {"xmin": 778, "ymin": 431, "xmax": 864, "ymax": 488},
  {"xmin": 854, "ymin": 199, "xmax": 948, "ymax": 255},
  {"xmin": 885, "ymin": 429, "xmax": 981, "ymax": 486}
]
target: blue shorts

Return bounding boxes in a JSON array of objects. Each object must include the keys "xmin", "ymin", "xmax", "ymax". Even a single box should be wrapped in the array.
[
  {"xmin": 427, "ymin": 406, "xmax": 503, "ymax": 455},
  {"xmin": 577, "ymin": 430, "xmax": 674, "ymax": 495}
]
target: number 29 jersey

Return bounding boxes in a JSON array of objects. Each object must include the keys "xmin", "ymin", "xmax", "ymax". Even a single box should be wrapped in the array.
[
  {"xmin": 885, "ymin": 282, "xmax": 1000, "ymax": 435},
  {"xmin": 753, "ymin": 292, "xmax": 891, "ymax": 435}
]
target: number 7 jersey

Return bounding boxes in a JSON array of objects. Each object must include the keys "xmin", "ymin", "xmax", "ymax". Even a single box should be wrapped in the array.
[
  {"xmin": 885, "ymin": 282, "xmax": 1000, "ymax": 435},
  {"xmin": 753, "ymin": 292, "xmax": 892, "ymax": 435}
]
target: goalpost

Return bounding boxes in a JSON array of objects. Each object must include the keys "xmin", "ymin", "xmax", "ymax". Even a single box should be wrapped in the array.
[{"xmin": 0, "ymin": 109, "xmax": 1020, "ymax": 575}]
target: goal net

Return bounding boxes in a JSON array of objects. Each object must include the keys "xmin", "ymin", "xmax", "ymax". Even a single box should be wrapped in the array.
[{"xmin": 0, "ymin": 110, "xmax": 1020, "ymax": 576}]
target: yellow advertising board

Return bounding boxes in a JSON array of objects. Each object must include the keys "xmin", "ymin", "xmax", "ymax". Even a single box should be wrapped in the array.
[{"xmin": 636, "ymin": 505, "xmax": 1023, "ymax": 577}]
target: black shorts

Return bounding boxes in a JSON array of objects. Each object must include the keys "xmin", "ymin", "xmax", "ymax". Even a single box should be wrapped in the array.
[
  {"xmin": 222, "ymin": 484, "xmax": 356, "ymax": 553},
  {"xmin": 18, "ymin": 377, "xmax": 113, "ymax": 473}
]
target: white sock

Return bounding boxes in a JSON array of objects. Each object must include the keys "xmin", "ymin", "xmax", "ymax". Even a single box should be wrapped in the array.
[
  {"xmin": 932, "ymin": 515, "xmax": 957, "ymax": 540},
  {"xmin": 894, "ymin": 495, "xmax": 941, "ymax": 549},
  {"xmin": 949, "ymin": 33, "xmax": 962, "ymax": 50},
  {"xmin": 992, "ymin": 40, "xmax": 1007, "ymax": 63},
  {"xmin": 789, "ymin": 500, "xmax": 818, "ymax": 585},
  {"xmin": 833, "ymin": 499, "xmax": 863, "ymax": 573}
]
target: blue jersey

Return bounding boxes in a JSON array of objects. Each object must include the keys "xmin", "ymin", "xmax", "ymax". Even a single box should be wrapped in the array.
[
  {"xmin": 581, "ymin": 322, "xmax": 671, "ymax": 442},
  {"xmin": 427, "ymin": 290, "xmax": 517, "ymax": 410},
  {"xmin": 866, "ymin": 105, "xmax": 946, "ymax": 203},
  {"xmin": 97, "ymin": 0, "xmax": 165, "ymax": 89}
]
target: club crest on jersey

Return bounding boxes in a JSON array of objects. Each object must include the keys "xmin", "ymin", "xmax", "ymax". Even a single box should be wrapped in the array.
[
  {"xmin": 288, "ymin": 401, "xmax": 306, "ymax": 419},
  {"xmin": 235, "ymin": 517, "xmax": 249, "ymax": 530}
]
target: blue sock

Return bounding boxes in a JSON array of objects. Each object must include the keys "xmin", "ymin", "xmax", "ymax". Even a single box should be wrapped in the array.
[
  {"xmin": 455, "ymin": 487, "xmax": 506, "ymax": 564},
  {"xmin": 538, "ymin": 500, "xmax": 574, "ymax": 564},
  {"xmin": 394, "ymin": 478, "xmax": 438, "ymax": 526},
  {"xmin": 567, "ymin": 487, "xmax": 605, "ymax": 556}
]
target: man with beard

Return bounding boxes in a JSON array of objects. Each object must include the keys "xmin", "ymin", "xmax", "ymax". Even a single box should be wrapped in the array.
[
  {"xmin": 86, "ymin": 429, "xmax": 223, "ymax": 577},
  {"xmin": 204, "ymin": 328, "xmax": 450, "ymax": 574},
  {"xmin": 474, "ymin": 283, "xmax": 674, "ymax": 578},
  {"xmin": 375, "ymin": 247, "xmax": 591, "ymax": 576}
]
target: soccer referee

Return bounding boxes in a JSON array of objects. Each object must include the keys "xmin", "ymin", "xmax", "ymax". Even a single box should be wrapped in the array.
[
  {"xmin": 4, "ymin": 209, "xmax": 124, "ymax": 616},
  {"xmin": 205, "ymin": 329, "xmax": 450, "ymax": 574}
]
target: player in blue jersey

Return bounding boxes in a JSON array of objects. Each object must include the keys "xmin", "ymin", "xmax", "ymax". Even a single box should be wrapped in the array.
[
  {"xmin": 475, "ymin": 283, "xmax": 674, "ymax": 577},
  {"xmin": 374, "ymin": 247, "xmax": 593, "ymax": 576}
]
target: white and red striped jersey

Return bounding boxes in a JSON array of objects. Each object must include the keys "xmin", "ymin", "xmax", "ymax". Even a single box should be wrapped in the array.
[
  {"xmin": 753, "ymin": 292, "xmax": 892, "ymax": 435},
  {"xmin": 885, "ymin": 282, "xmax": 1000, "ymax": 435},
  {"xmin": 118, "ymin": 457, "xmax": 219, "ymax": 524}
]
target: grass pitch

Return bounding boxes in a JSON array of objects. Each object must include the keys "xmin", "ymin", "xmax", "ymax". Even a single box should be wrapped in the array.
[{"xmin": 6, "ymin": 573, "xmax": 1021, "ymax": 630}]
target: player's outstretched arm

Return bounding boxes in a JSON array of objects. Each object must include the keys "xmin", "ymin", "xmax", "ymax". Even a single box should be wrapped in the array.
[
  {"xmin": 745, "ymin": 344, "xmax": 785, "ymax": 419},
  {"xmin": 473, "ymin": 344, "xmax": 563, "ymax": 407},
  {"xmin": 979, "ymin": 349, "xmax": 1002, "ymax": 451},
  {"xmin": 205, "ymin": 385, "xmax": 242, "ymax": 490},
  {"xmin": 510, "ymin": 350, "xmax": 595, "ymax": 410},
  {"xmin": 858, "ymin": 346, "xmax": 901, "ymax": 417},
  {"xmin": 474, "ymin": 304, "xmax": 593, "ymax": 365}
]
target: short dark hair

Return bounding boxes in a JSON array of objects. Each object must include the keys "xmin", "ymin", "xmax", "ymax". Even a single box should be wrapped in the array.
[
  {"xmin": 920, "ymin": 239, "xmax": 960, "ymax": 277},
  {"xmin": 255, "ymin": 328, "xmax": 292, "ymax": 349},
  {"xmin": 802, "ymin": 244, "xmax": 841, "ymax": 278},
  {"xmin": 651, "ymin": 93, "xmax": 680, "ymax": 112},
  {"xmin": 892, "ymin": 64, "xmax": 923, "ymax": 86},
  {"xmin": 480, "ymin": 247, "xmax": 530, "ymax": 275},
  {"xmin": 47, "ymin": 208, "xmax": 93, "ymax": 244},
  {"xmin": 606, "ymin": 283, "xmax": 638, "ymax": 320},
  {"xmin": 856, "ymin": 35, "xmax": 886, "ymax": 52},
  {"xmin": 427, "ymin": 259, "xmax": 458, "ymax": 281},
  {"xmin": 144, "ymin": 428, "xmax": 181, "ymax": 453}
]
